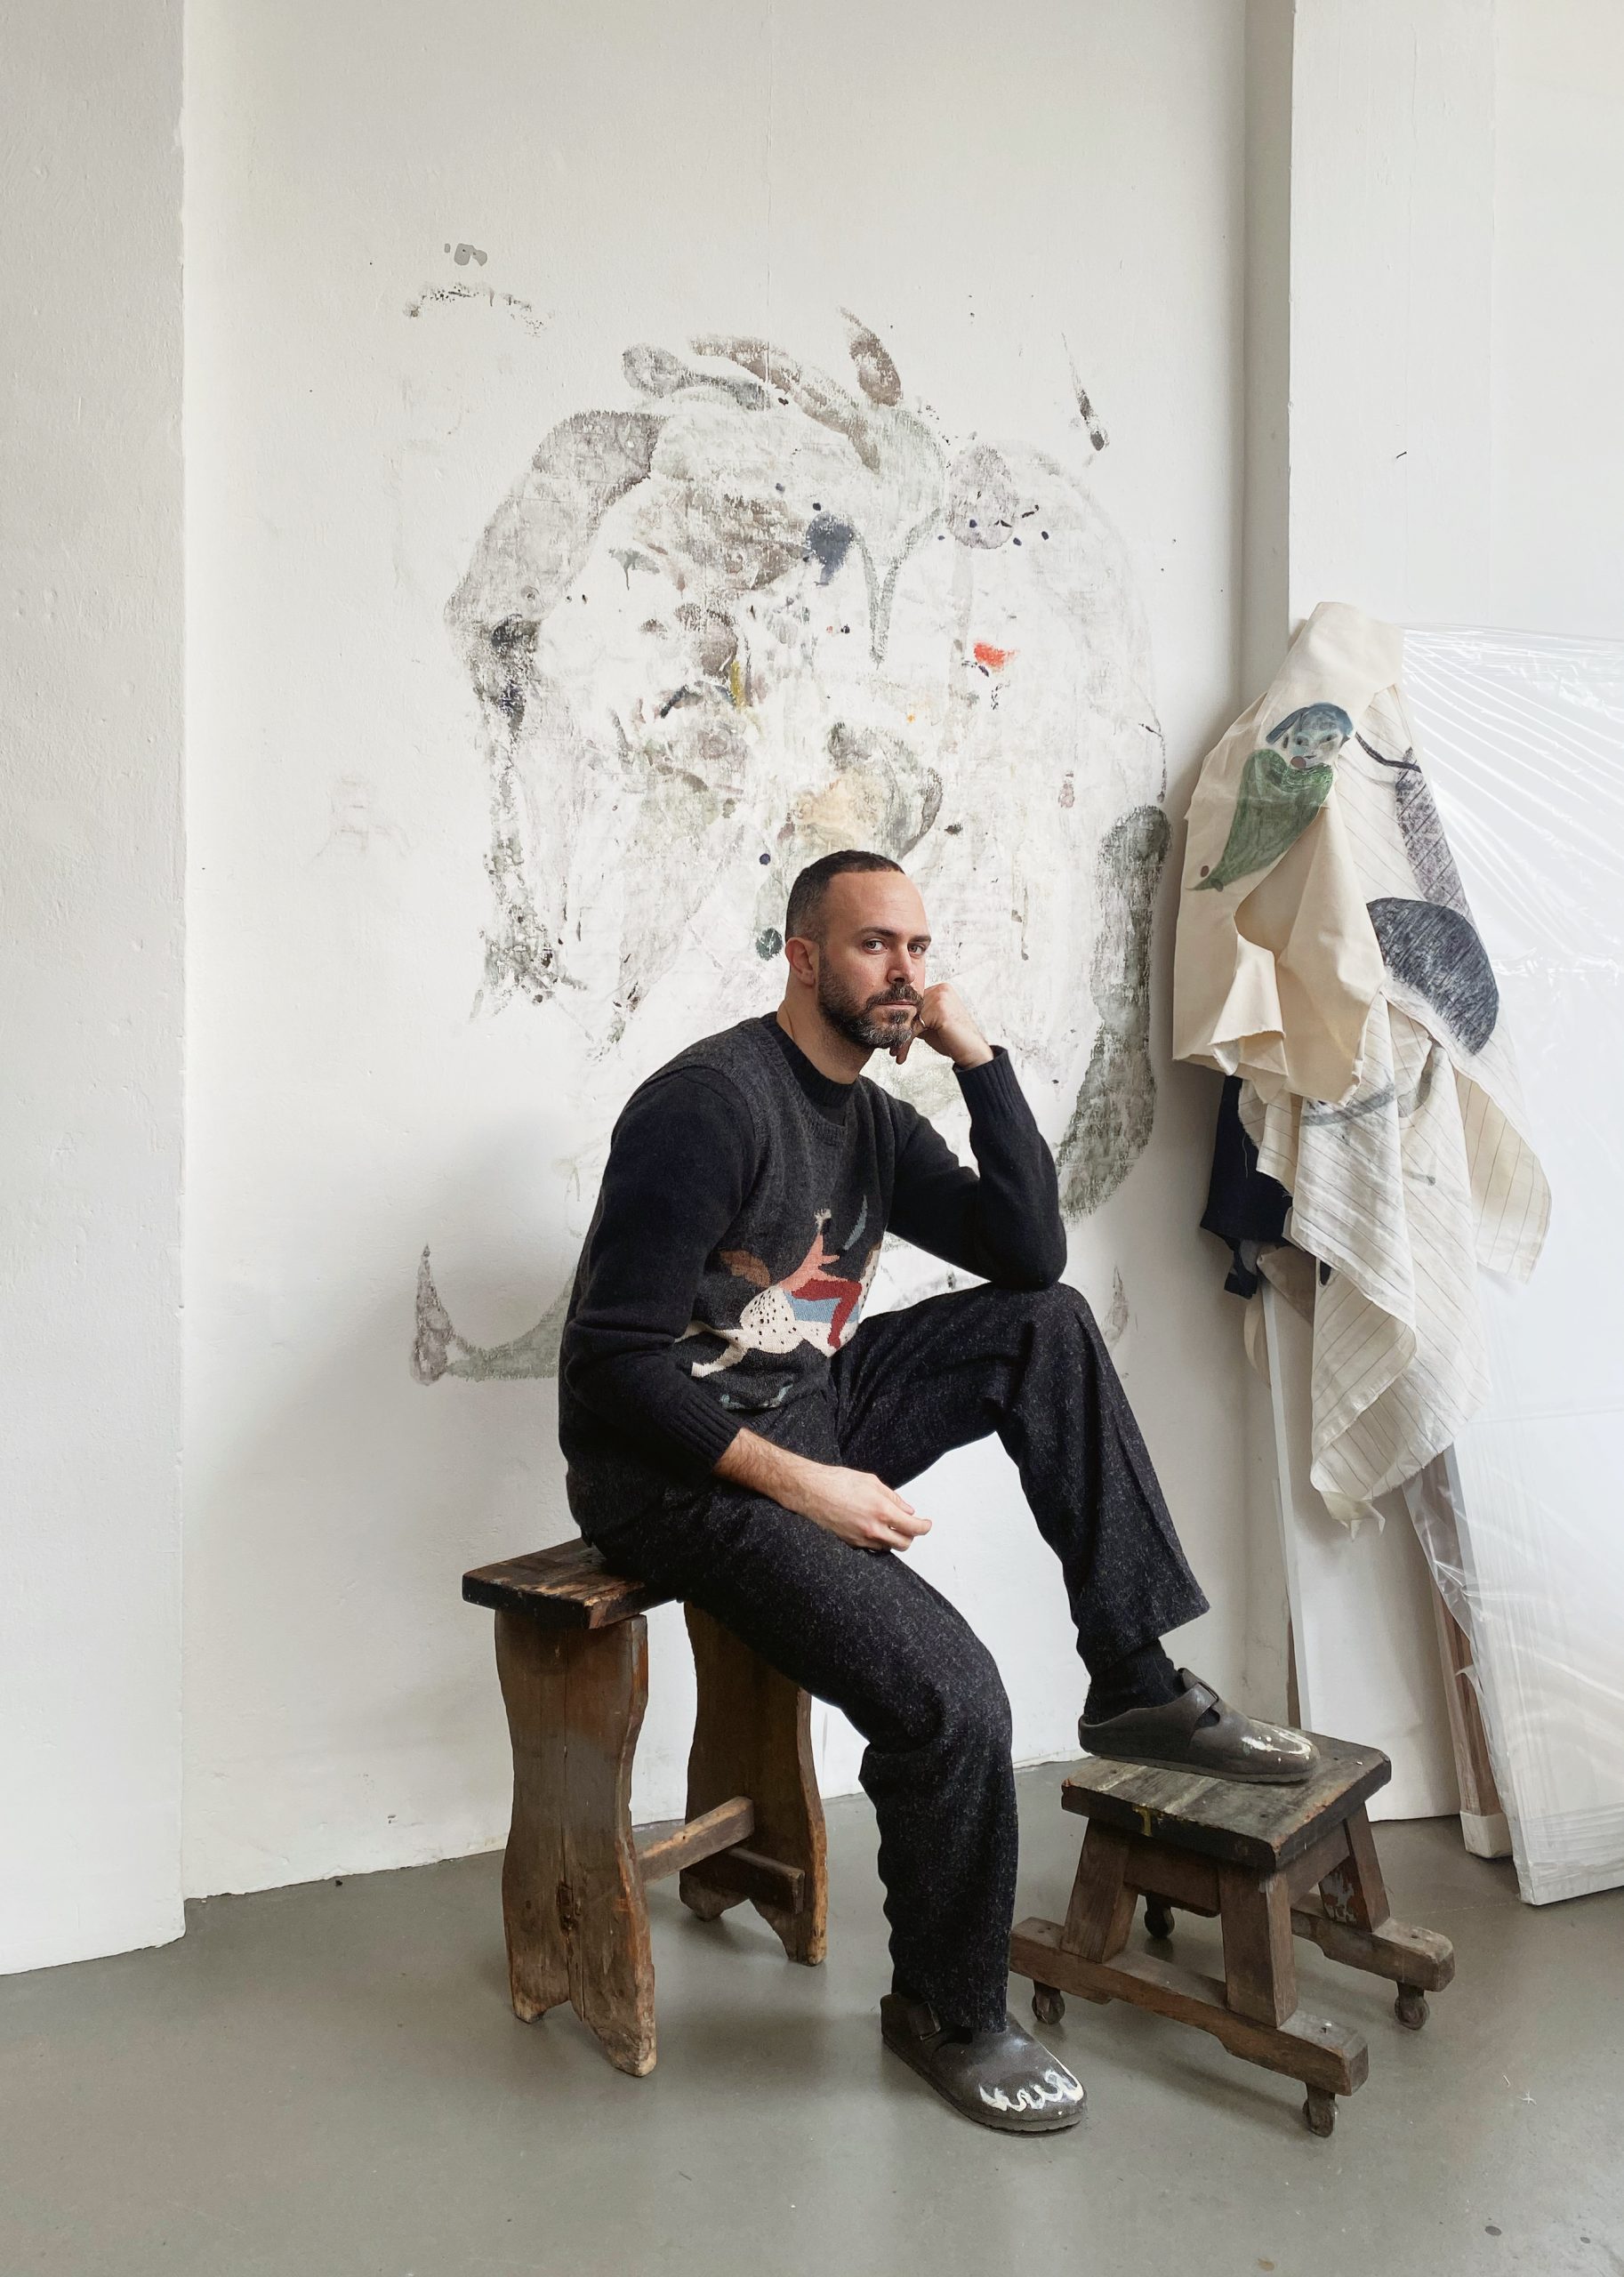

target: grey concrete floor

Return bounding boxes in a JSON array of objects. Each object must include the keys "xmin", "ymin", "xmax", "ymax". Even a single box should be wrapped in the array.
[{"xmin": 2, "ymin": 1771, "xmax": 1621, "ymax": 2277}]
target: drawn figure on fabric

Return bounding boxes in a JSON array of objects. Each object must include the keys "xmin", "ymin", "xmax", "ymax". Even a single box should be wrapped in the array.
[
  {"xmin": 1193, "ymin": 702, "xmax": 1353, "ymax": 893},
  {"xmin": 1366, "ymin": 898, "xmax": 1499, "ymax": 1055},
  {"xmin": 1353, "ymin": 728, "xmax": 1500, "ymax": 1054},
  {"xmin": 683, "ymin": 1207, "xmax": 882, "ymax": 1378},
  {"xmin": 1356, "ymin": 733, "xmax": 1471, "ymax": 914}
]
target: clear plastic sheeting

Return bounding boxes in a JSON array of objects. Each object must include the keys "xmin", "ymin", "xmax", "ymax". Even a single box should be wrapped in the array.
[{"xmin": 1403, "ymin": 629, "xmax": 1624, "ymax": 1904}]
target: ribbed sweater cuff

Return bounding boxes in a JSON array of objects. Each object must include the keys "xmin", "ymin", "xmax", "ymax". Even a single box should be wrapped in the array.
[
  {"xmin": 663, "ymin": 1384, "xmax": 744, "ymax": 1476},
  {"xmin": 955, "ymin": 1042, "xmax": 1025, "ymax": 1120}
]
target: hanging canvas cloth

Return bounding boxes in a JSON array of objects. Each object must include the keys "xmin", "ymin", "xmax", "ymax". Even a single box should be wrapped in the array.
[{"xmin": 1175, "ymin": 601, "xmax": 1549, "ymax": 1522}]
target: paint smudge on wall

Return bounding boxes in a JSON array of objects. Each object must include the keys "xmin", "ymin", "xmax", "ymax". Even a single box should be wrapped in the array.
[
  {"xmin": 412, "ymin": 1248, "xmax": 573, "ymax": 1382},
  {"xmin": 405, "ymin": 280, "xmax": 546, "ymax": 335},
  {"xmin": 421, "ymin": 318, "xmax": 1168, "ymax": 1384},
  {"xmin": 1056, "ymin": 804, "xmax": 1170, "ymax": 1215},
  {"xmin": 1064, "ymin": 339, "xmax": 1110, "ymax": 453}
]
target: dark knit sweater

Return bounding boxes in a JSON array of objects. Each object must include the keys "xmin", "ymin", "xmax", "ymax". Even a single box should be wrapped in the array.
[{"xmin": 559, "ymin": 1010, "xmax": 1065, "ymax": 1523}]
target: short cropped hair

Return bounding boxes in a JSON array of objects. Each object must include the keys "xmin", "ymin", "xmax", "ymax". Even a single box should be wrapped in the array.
[{"xmin": 784, "ymin": 849, "xmax": 904, "ymax": 945}]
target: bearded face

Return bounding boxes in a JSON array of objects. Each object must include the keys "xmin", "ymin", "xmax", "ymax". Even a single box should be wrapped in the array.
[{"xmin": 446, "ymin": 319, "xmax": 1166, "ymax": 1185}]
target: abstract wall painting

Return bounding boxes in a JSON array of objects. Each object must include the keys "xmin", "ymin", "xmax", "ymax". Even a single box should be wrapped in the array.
[{"xmin": 417, "ymin": 317, "xmax": 1168, "ymax": 1388}]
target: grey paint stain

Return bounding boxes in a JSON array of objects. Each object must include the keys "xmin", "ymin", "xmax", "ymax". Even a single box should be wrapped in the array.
[
  {"xmin": 1064, "ymin": 339, "xmax": 1110, "ymax": 453},
  {"xmin": 412, "ymin": 1247, "xmax": 570, "ymax": 1382},
  {"xmin": 405, "ymin": 280, "xmax": 544, "ymax": 334},
  {"xmin": 446, "ymin": 241, "xmax": 488, "ymax": 267},
  {"xmin": 1102, "ymin": 1267, "xmax": 1130, "ymax": 1348},
  {"xmin": 840, "ymin": 308, "xmax": 903, "ymax": 406},
  {"xmin": 806, "ymin": 511, "xmax": 856, "ymax": 583},
  {"xmin": 1056, "ymin": 804, "xmax": 1170, "ymax": 1214}
]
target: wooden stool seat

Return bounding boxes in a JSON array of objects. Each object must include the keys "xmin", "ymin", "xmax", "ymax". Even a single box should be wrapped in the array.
[
  {"xmin": 1009, "ymin": 1734, "xmax": 1455, "ymax": 2136},
  {"xmin": 464, "ymin": 1540, "xmax": 827, "ymax": 2077}
]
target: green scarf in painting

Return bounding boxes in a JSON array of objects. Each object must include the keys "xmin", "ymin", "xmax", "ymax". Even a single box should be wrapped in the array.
[{"xmin": 1194, "ymin": 745, "xmax": 1336, "ymax": 893}]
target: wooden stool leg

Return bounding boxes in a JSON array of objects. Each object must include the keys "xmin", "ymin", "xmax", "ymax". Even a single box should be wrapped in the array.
[
  {"xmin": 1063, "ymin": 1824, "xmax": 1139, "ymax": 1964},
  {"xmin": 678, "ymin": 1605, "xmax": 827, "ymax": 1965},
  {"xmin": 494, "ymin": 1609, "xmax": 656, "ymax": 2077},
  {"xmin": 1291, "ymin": 1806, "xmax": 1455, "ymax": 2022},
  {"xmin": 1025, "ymin": 1822, "xmax": 1138, "ymax": 2017},
  {"xmin": 1320, "ymin": 1806, "xmax": 1388, "ymax": 1929},
  {"xmin": 1219, "ymin": 1865, "xmax": 1298, "ymax": 2027}
]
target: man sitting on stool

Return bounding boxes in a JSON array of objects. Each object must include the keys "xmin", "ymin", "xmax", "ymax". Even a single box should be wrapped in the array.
[{"xmin": 559, "ymin": 849, "xmax": 1314, "ymax": 2135}]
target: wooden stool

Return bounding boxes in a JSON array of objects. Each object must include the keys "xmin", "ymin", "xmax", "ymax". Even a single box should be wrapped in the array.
[
  {"xmin": 1009, "ymin": 1734, "xmax": 1455, "ymax": 2135},
  {"xmin": 463, "ymin": 1540, "xmax": 828, "ymax": 2077}
]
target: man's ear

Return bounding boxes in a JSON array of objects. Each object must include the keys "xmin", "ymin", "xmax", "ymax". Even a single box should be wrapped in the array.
[{"xmin": 784, "ymin": 937, "xmax": 816, "ymax": 987}]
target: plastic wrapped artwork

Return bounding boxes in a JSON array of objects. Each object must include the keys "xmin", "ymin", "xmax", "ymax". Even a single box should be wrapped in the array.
[{"xmin": 1401, "ymin": 629, "xmax": 1624, "ymax": 1905}]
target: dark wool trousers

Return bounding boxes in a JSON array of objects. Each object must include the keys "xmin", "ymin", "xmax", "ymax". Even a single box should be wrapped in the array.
[{"xmin": 576, "ymin": 1282, "xmax": 1210, "ymax": 2032}]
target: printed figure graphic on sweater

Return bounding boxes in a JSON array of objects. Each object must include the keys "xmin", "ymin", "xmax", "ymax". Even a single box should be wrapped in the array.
[{"xmin": 684, "ymin": 1207, "xmax": 883, "ymax": 1376}]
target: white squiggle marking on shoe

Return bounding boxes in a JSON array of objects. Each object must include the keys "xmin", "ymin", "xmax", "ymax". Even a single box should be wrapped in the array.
[{"xmin": 977, "ymin": 2066, "xmax": 1085, "ymax": 2114}]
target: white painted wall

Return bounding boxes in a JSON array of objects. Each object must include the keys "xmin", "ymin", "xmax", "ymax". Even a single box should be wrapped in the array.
[
  {"xmin": 182, "ymin": 0, "xmax": 1254, "ymax": 1895},
  {"xmin": 0, "ymin": 2, "xmax": 186, "ymax": 1970},
  {"xmin": 1275, "ymin": 0, "xmax": 1624, "ymax": 640},
  {"xmin": 1491, "ymin": 0, "xmax": 1624, "ymax": 639}
]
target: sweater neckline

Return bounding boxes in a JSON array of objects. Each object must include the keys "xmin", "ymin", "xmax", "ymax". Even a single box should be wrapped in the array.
[{"xmin": 757, "ymin": 1011, "xmax": 858, "ymax": 1126}]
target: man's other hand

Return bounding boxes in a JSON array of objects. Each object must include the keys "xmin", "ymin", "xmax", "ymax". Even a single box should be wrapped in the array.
[
  {"xmin": 890, "ymin": 980, "xmax": 993, "ymax": 1071},
  {"xmin": 793, "ymin": 1465, "xmax": 933, "ymax": 1554},
  {"xmin": 714, "ymin": 1428, "xmax": 933, "ymax": 1553}
]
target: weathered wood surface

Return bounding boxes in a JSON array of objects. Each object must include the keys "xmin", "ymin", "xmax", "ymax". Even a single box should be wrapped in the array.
[
  {"xmin": 494, "ymin": 1610, "xmax": 656, "ymax": 2076},
  {"xmin": 680, "ymin": 1844, "xmax": 806, "ymax": 1911},
  {"xmin": 1119, "ymin": 1837, "xmax": 1222, "ymax": 1916},
  {"xmin": 1010, "ymin": 1919, "xmax": 1369, "ymax": 2096},
  {"xmin": 1290, "ymin": 1896, "xmax": 1456, "ymax": 1991},
  {"xmin": 1061, "ymin": 1824, "xmax": 1138, "ymax": 1963},
  {"xmin": 1219, "ymin": 1865, "xmax": 1298, "ymax": 2027},
  {"xmin": 678, "ymin": 1604, "xmax": 827, "ymax": 1965},
  {"xmin": 1281, "ymin": 1821, "xmax": 1355, "ymax": 1906},
  {"xmin": 1063, "ymin": 1733, "xmax": 1391, "ymax": 1871},
  {"xmin": 464, "ymin": 1540, "xmax": 671, "ymax": 1629},
  {"xmin": 1327, "ymin": 1806, "xmax": 1389, "ymax": 1928},
  {"xmin": 636, "ymin": 1796, "xmax": 754, "ymax": 1884}
]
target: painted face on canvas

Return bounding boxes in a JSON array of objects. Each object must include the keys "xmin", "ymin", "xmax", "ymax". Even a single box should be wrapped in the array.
[{"xmin": 446, "ymin": 323, "xmax": 1166, "ymax": 1183}]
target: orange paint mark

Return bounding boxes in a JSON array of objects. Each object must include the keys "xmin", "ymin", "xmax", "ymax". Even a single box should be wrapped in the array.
[{"xmin": 973, "ymin": 640, "xmax": 1014, "ymax": 671}]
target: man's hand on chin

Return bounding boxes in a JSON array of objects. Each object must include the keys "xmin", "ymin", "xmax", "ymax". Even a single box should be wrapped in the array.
[{"xmin": 889, "ymin": 980, "xmax": 994, "ymax": 1071}]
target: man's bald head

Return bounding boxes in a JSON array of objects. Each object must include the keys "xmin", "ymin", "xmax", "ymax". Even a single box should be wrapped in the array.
[{"xmin": 784, "ymin": 849, "xmax": 906, "ymax": 946}]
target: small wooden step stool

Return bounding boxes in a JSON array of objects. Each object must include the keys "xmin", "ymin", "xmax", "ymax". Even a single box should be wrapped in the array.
[
  {"xmin": 463, "ymin": 1540, "xmax": 827, "ymax": 2077},
  {"xmin": 1009, "ymin": 1734, "xmax": 1454, "ymax": 2135}
]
